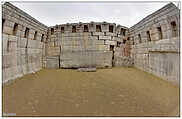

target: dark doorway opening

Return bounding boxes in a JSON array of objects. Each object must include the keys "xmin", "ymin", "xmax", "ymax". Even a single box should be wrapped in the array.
[
  {"xmin": 61, "ymin": 27, "xmax": 64, "ymax": 33},
  {"xmin": 84, "ymin": 25, "xmax": 89, "ymax": 32},
  {"xmin": 96, "ymin": 25, "xmax": 101, "ymax": 32},
  {"xmin": 110, "ymin": 45, "xmax": 115, "ymax": 66},
  {"xmin": 146, "ymin": 31, "xmax": 151, "ymax": 41},
  {"xmin": 157, "ymin": 26, "xmax": 163, "ymax": 40},
  {"xmin": 171, "ymin": 21, "xmax": 177, "ymax": 37},
  {"xmin": 109, "ymin": 25, "xmax": 113, "ymax": 33},
  {"xmin": 72, "ymin": 26, "xmax": 76, "ymax": 33}
]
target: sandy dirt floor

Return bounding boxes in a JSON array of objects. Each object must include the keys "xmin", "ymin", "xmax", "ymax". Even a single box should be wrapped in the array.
[{"xmin": 2, "ymin": 67, "xmax": 179, "ymax": 117}]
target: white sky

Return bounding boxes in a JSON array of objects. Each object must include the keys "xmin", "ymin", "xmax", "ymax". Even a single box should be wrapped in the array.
[{"xmin": 10, "ymin": 1, "xmax": 178, "ymax": 27}]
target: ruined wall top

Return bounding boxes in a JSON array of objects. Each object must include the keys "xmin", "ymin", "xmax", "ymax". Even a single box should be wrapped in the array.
[
  {"xmin": 129, "ymin": 2, "xmax": 179, "ymax": 32},
  {"xmin": 50, "ymin": 22, "xmax": 128, "ymax": 29},
  {"xmin": 2, "ymin": 2, "xmax": 179, "ymax": 43},
  {"xmin": 2, "ymin": 2, "xmax": 48, "ymax": 30},
  {"xmin": 48, "ymin": 21, "xmax": 129, "ymax": 35},
  {"xmin": 127, "ymin": 2, "xmax": 180, "ymax": 45},
  {"xmin": 2, "ymin": 2, "xmax": 48, "ymax": 42}
]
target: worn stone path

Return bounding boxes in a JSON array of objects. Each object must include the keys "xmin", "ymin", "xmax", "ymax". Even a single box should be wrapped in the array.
[{"xmin": 3, "ymin": 67, "xmax": 179, "ymax": 117}]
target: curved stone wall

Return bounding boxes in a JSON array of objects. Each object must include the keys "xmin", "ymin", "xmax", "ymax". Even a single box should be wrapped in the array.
[{"xmin": 45, "ymin": 22, "xmax": 130, "ymax": 68}]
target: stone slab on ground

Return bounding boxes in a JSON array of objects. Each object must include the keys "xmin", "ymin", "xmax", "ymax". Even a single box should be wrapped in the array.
[{"xmin": 77, "ymin": 67, "xmax": 96, "ymax": 72}]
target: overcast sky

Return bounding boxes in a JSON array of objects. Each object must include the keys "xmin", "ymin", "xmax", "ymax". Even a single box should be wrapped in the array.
[{"xmin": 10, "ymin": 1, "xmax": 178, "ymax": 27}]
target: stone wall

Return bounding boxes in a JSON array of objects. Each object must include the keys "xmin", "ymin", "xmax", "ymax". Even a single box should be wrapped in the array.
[
  {"xmin": 114, "ymin": 40, "xmax": 133, "ymax": 67},
  {"xmin": 2, "ymin": 2, "xmax": 48, "ymax": 83},
  {"xmin": 2, "ymin": 2, "xmax": 180, "ymax": 85},
  {"xmin": 46, "ymin": 22, "xmax": 131, "ymax": 68},
  {"xmin": 129, "ymin": 3, "xmax": 180, "ymax": 84}
]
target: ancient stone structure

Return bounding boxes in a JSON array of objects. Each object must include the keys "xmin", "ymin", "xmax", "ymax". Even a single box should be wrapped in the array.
[
  {"xmin": 46, "ymin": 22, "xmax": 129, "ymax": 68},
  {"xmin": 129, "ymin": 3, "xmax": 180, "ymax": 85},
  {"xmin": 2, "ymin": 2, "xmax": 48, "ymax": 83},
  {"xmin": 2, "ymin": 2, "xmax": 180, "ymax": 85}
]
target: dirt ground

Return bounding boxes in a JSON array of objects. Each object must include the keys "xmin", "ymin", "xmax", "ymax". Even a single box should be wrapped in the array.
[{"xmin": 2, "ymin": 67, "xmax": 179, "ymax": 117}]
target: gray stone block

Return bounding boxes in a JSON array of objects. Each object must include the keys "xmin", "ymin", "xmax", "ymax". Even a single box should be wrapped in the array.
[
  {"xmin": 105, "ymin": 40, "xmax": 117, "ymax": 45},
  {"xmin": 99, "ymin": 35, "xmax": 111, "ymax": 40},
  {"xmin": 77, "ymin": 67, "xmax": 96, "ymax": 72}
]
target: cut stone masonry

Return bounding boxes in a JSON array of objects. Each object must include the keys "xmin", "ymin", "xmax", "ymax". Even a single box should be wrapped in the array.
[{"xmin": 2, "ymin": 2, "xmax": 180, "ymax": 85}]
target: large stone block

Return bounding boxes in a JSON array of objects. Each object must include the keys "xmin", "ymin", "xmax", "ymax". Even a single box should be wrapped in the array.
[
  {"xmin": 47, "ymin": 46, "xmax": 60, "ymax": 56},
  {"xmin": 97, "ymin": 44, "xmax": 109, "ymax": 51},
  {"xmin": 3, "ymin": 26, "xmax": 13, "ymax": 35},
  {"xmin": 46, "ymin": 56, "xmax": 60, "ymax": 69},
  {"xmin": 2, "ymin": 34, "xmax": 9, "ymax": 53},
  {"xmin": 106, "ymin": 32, "xmax": 117, "ymax": 36},
  {"xmin": 105, "ymin": 40, "xmax": 117, "ymax": 45},
  {"xmin": 8, "ymin": 35, "xmax": 17, "ymax": 42},
  {"xmin": 77, "ymin": 67, "xmax": 96, "ymax": 72},
  {"xmin": 88, "ymin": 36, "xmax": 98, "ymax": 40},
  {"xmin": 114, "ymin": 56, "xmax": 133, "ymax": 67},
  {"xmin": 112, "ymin": 36, "xmax": 121, "ymax": 41},
  {"xmin": 60, "ymin": 50, "xmax": 112, "ymax": 68},
  {"xmin": 148, "ymin": 52, "xmax": 179, "ymax": 84},
  {"xmin": 17, "ymin": 38, "xmax": 28, "ymax": 48},
  {"xmin": 99, "ymin": 35, "xmax": 111, "ymax": 40},
  {"xmin": 27, "ymin": 39, "xmax": 41, "ymax": 49},
  {"xmin": 93, "ymin": 32, "xmax": 104, "ymax": 36}
]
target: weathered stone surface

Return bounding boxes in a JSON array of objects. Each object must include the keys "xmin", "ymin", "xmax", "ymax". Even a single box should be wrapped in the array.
[
  {"xmin": 129, "ymin": 3, "xmax": 179, "ymax": 85},
  {"xmin": 93, "ymin": 32, "xmax": 104, "ymax": 36},
  {"xmin": 99, "ymin": 35, "xmax": 111, "ymax": 40},
  {"xmin": 112, "ymin": 36, "xmax": 121, "ymax": 41},
  {"xmin": 2, "ymin": 2, "xmax": 47, "ymax": 83},
  {"xmin": 105, "ymin": 40, "xmax": 117, "ymax": 45},
  {"xmin": 114, "ymin": 56, "xmax": 133, "ymax": 67},
  {"xmin": 47, "ymin": 21, "xmax": 128, "ymax": 68},
  {"xmin": 46, "ymin": 56, "xmax": 60, "ymax": 69},
  {"xmin": 60, "ymin": 51, "xmax": 112, "ymax": 68}
]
